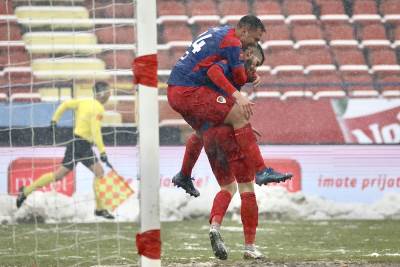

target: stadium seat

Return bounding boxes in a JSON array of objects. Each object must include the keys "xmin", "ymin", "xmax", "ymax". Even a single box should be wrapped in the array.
[
  {"xmin": 351, "ymin": 0, "xmax": 381, "ymax": 24},
  {"xmin": 376, "ymin": 73, "xmax": 400, "ymax": 95},
  {"xmin": 0, "ymin": 1, "xmax": 13, "ymax": 15},
  {"xmin": 15, "ymin": 6, "xmax": 92, "ymax": 29},
  {"xmin": 32, "ymin": 58, "xmax": 108, "ymax": 80},
  {"xmin": 283, "ymin": 0, "xmax": 313, "ymax": 15},
  {"xmin": 0, "ymin": 21, "xmax": 22, "ymax": 41},
  {"xmin": 253, "ymin": 0, "xmax": 282, "ymax": 15},
  {"xmin": 186, "ymin": 0, "xmax": 218, "ymax": 16},
  {"xmin": 2, "ymin": 69, "xmax": 34, "ymax": 87},
  {"xmin": 162, "ymin": 21, "xmax": 192, "ymax": 43},
  {"xmin": 103, "ymin": 2, "xmax": 135, "ymax": 18},
  {"xmin": 23, "ymin": 32, "xmax": 100, "ymax": 55},
  {"xmin": 380, "ymin": 0, "xmax": 400, "ymax": 15},
  {"xmin": 157, "ymin": 0, "xmax": 186, "ymax": 16},
  {"xmin": 298, "ymin": 46, "xmax": 334, "ymax": 68},
  {"xmin": 369, "ymin": 48, "xmax": 400, "ymax": 79},
  {"xmin": 157, "ymin": 50, "xmax": 174, "ymax": 70},
  {"xmin": 316, "ymin": 0, "xmax": 346, "ymax": 15},
  {"xmin": 262, "ymin": 22, "xmax": 290, "ymax": 42},
  {"xmin": 100, "ymin": 50, "xmax": 135, "ymax": 69},
  {"xmin": 357, "ymin": 23, "xmax": 391, "ymax": 48},
  {"xmin": 292, "ymin": 22, "xmax": 324, "ymax": 42},
  {"xmin": 0, "ymin": 46, "xmax": 30, "ymax": 67},
  {"xmin": 193, "ymin": 19, "xmax": 220, "ymax": 36},
  {"xmin": 159, "ymin": 99, "xmax": 182, "ymax": 122},
  {"xmin": 95, "ymin": 25, "xmax": 136, "ymax": 44},
  {"xmin": 306, "ymin": 70, "xmax": 344, "ymax": 94},
  {"xmin": 219, "ymin": 0, "xmax": 249, "ymax": 17},
  {"xmin": 265, "ymin": 47, "xmax": 302, "ymax": 68},
  {"xmin": 116, "ymin": 99, "xmax": 136, "ymax": 123},
  {"xmin": 341, "ymin": 69, "xmax": 376, "ymax": 96},
  {"xmin": 324, "ymin": 22, "xmax": 355, "ymax": 42},
  {"xmin": 333, "ymin": 47, "xmax": 367, "ymax": 67}
]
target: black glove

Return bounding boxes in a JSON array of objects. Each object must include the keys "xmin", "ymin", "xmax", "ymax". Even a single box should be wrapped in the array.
[{"xmin": 100, "ymin": 153, "xmax": 108, "ymax": 163}]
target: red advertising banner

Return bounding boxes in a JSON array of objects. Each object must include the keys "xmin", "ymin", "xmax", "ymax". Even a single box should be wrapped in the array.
[
  {"xmin": 8, "ymin": 157, "xmax": 75, "ymax": 196},
  {"xmin": 264, "ymin": 158, "xmax": 301, "ymax": 192}
]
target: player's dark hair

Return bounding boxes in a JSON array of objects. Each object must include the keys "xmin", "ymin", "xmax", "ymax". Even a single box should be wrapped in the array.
[
  {"xmin": 93, "ymin": 81, "xmax": 109, "ymax": 94},
  {"xmin": 237, "ymin": 15, "xmax": 266, "ymax": 32}
]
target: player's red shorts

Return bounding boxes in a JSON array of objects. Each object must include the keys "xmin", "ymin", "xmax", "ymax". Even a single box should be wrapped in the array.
[
  {"xmin": 203, "ymin": 125, "xmax": 254, "ymax": 186},
  {"xmin": 167, "ymin": 85, "xmax": 235, "ymax": 131}
]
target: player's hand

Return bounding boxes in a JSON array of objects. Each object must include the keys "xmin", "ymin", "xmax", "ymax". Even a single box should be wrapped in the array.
[
  {"xmin": 100, "ymin": 153, "xmax": 108, "ymax": 163},
  {"xmin": 232, "ymin": 91, "xmax": 254, "ymax": 120}
]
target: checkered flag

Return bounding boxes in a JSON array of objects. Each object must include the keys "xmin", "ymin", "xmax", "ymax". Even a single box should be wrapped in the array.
[{"xmin": 95, "ymin": 170, "xmax": 134, "ymax": 211}]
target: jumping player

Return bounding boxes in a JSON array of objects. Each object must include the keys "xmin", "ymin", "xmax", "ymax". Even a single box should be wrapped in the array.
[
  {"xmin": 16, "ymin": 81, "xmax": 115, "ymax": 220},
  {"xmin": 168, "ymin": 16, "xmax": 292, "ymax": 197}
]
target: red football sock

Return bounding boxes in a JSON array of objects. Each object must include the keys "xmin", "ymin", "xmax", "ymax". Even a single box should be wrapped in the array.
[
  {"xmin": 209, "ymin": 190, "xmax": 232, "ymax": 225},
  {"xmin": 240, "ymin": 192, "xmax": 258, "ymax": 245},
  {"xmin": 181, "ymin": 134, "xmax": 203, "ymax": 177},
  {"xmin": 234, "ymin": 124, "xmax": 266, "ymax": 172}
]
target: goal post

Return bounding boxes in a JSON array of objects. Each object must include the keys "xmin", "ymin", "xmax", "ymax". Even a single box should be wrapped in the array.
[{"xmin": 135, "ymin": 0, "xmax": 161, "ymax": 266}]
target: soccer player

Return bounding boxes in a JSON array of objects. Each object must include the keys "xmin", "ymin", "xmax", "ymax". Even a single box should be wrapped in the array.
[
  {"xmin": 16, "ymin": 81, "xmax": 115, "ymax": 220},
  {"xmin": 167, "ymin": 15, "xmax": 291, "ymax": 197},
  {"xmin": 201, "ymin": 45, "xmax": 267, "ymax": 260}
]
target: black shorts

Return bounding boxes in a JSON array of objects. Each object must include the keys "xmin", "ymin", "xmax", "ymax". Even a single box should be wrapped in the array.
[{"xmin": 62, "ymin": 135, "xmax": 98, "ymax": 170}]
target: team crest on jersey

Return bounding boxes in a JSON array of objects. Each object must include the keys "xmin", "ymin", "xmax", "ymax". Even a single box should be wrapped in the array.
[{"xmin": 216, "ymin": 96, "xmax": 226, "ymax": 104}]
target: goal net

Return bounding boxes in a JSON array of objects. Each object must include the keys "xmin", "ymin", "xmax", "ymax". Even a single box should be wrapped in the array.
[{"xmin": 0, "ymin": 0, "xmax": 160, "ymax": 265}]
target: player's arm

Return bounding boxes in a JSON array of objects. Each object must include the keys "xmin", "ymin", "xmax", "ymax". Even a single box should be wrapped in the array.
[
  {"xmin": 207, "ymin": 63, "xmax": 254, "ymax": 119},
  {"xmin": 51, "ymin": 99, "xmax": 79, "ymax": 123},
  {"xmin": 220, "ymin": 39, "xmax": 248, "ymax": 86}
]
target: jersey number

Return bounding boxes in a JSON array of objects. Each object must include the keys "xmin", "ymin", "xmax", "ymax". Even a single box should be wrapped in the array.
[{"xmin": 180, "ymin": 33, "xmax": 212, "ymax": 60}]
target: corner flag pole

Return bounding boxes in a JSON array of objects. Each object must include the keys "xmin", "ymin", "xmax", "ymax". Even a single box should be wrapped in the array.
[{"xmin": 135, "ymin": 0, "xmax": 160, "ymax": 266}]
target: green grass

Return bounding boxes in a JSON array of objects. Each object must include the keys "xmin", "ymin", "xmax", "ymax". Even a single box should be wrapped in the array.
[{"xmin": 0, "ymin": 219, "xmax": 399, "ymax": 266}]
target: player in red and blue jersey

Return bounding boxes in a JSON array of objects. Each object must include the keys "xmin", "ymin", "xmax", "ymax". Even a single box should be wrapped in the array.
[{"xmin": 167, "ymin": 16, "xmax": 292, "ymax": 198}]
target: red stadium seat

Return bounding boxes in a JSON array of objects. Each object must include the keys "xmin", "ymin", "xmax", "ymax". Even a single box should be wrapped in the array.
[
  {"xmin": 95, "ymin": 25, "xmax": 136, "ymax": 44},
  {"xmin": 368, "ymin": 48, "xmax": 398, "ymax": 66},
  {"xmin": 253, "ymin": 0, "xmax": 282, "ymax": 15},
  {"xmin": 283, "ymin": 0, "xmax": 313, "ymax": 15},
  {"xmin": 357, "ymin": 23, "xmax": 390, "ymax": 48},
  {"xmin": 299, "ymin": 47, "xmax": 333, "ymax": 66},
  {"xmin": 353, "ymin": 0, "xmax": 378, "ymax": 15},
  {"xmin": 324, "ymin": 22, "xmax": 355, "ymax": 41},
  {"xmin": 0, "ymin": 0, "xmax": 13, "ymax": 15},
  {"xmin": 262, "ymin": 22, "xmax": 290, "ymax": 42},
  {"xmin": 157, "ymin": 0, "xmax": 186, "ymax": 16},
  {"xmin": 99, "ymin": 50, "xmax": 135, "ymax": 69},
  {"xmin": 162, "ymin": 21, "xmax": 192, "ymax": 43},
  {"xmin": 219, "ymin": 0, "xmax": 249, "ymax": 17},
  {"xmin": 3, "ymin": 70, "xmax": 34, "ymax": 87},
  {"xmin": 159, "ymin": 100, "xmax": 182, "ymax": 122},
  {"xmin": 306, "ymin": 70, "xmax": 343, "ymax": 94},
  {"xmin": 103, "ymin": 3, "xmax": 135, "ymax": 18},
  {"xmin": 341, "ymin": 69, "xmax": 375, "ymax": 95},
  {"xmin": 265, "ymin": 47, "xmax": 302, "ymax": 67},
  {"xmin": 186, "ymin": 0, "xmax": 218, "ymax": 16},
  {"xmin": 292, "ymin": 22, "xmax": 324, "ymax": 41},
  {"xmin": 0, "ymin": 46, "xmax": 30, "ymax": 68},
  {"xmin": 0, "ymin": 21, "xmax": 22, "ymax": 41},
  {"xmin": 333, "ymin": 47, "xmax": 367, "ymax": 66},
  {"xmin": 380, "ymin": 0, "xmax": 400, "ymax": 15},
  {"xmin": 158, "ymin": 50, "xmax": 174, "ymax": 70},
  {"xmin": 316, "ymin": 0, "xmax": 346, "ymax": 15},
  {"xmin": 376, "ymin": 73, "xmax": 400, "ymax": 95}
]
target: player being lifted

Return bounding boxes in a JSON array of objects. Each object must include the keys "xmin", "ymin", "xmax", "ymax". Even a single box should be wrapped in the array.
[
  {"xmin": 202, "ymin": 44, "xmax": 267, "ymax": 260},
  {"xmin": 167, "ymin": 15, "xmax": 292, "ymax": 197},
  {"xmin": 16, "ymin": 81, "xmax": 115, "ymax": 219}
]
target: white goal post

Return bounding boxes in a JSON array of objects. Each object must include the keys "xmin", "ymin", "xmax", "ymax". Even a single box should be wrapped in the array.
[{"xmin": 135, "ymin": 0, "xmax": 161, "ymax": 267}]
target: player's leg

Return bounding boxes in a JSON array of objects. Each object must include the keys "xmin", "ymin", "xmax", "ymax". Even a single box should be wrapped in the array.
[
  {"xmin": 172, "ymin": 131, "xmax": 202, "ymax": 197},
  {"xmin": 224, "ymin": 103, "xmax": 292, "ymax": 185},
  {"xmin": 203, "ymin": 128, "xmax": 237, "ymax": 260},
  {"xmin": 212, "ymin": 125, "xmax": 263, "ymax": 259},
  {"xmin": 16, "ymin": 141, "xmax": 75, "ymax": 208}
]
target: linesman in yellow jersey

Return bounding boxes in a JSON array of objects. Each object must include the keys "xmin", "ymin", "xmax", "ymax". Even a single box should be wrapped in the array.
[{"xmin": 16, "ymin": 81, "xmax": 115, "ymax": 219}]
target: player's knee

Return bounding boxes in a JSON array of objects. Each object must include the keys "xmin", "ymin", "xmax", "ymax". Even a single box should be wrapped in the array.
[
  {"xmin": 238, "ymin": 182, "xmax": 254, "ymax": 193},
  {"xmin": 221, "ymin": 182, "xmax": 237, "ymax": 196}
]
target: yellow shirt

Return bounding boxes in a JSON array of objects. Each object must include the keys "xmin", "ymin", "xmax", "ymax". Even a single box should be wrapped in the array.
[{"xmin": 52, "ymin": 99, "xmax": 106, "ymax": 154}]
